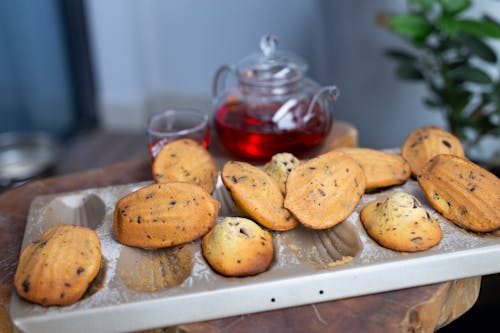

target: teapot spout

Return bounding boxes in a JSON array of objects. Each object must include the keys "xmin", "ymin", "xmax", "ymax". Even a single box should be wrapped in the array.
[{"xmin": 303, "ymin": 85, "xmax": 339, "ymax": 129}]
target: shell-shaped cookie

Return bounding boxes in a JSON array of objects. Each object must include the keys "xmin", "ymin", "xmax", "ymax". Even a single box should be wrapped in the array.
[
  {"xmin": 360, "ymin": 192, "xmax": 442, "ymax": 252},
  {"xmin": 152, "ymin": 139, "xmax": 218, "ymax": 193},
  {"xmin": 284, "ymin": 151, "xmax": 366, "ymax": 229},
  {"xmin": 402, "ymin": 126, "xmax": 465, "ymax": 177},
  {"xmin": 14, "ymin": 225, "xmax": 102, "ymax": 306},
  {"xmin": 263, "ymin": 152, "xmax": 301, "ymax": 194},
  {"xmin": 113, "ymin": 182, "xmax": 220, "ymax": 248},
  {"xmin": 418, "ymin": 154, "xmax": 500, "ymax": 233},
  {"xmin": 335, "ymin": 147, "xmax": 411, "ymax": 190},
  {"xmin": 221, "ymin": 161, "xmax": 298, "ymax": 231},
  {"xmin": 202, "ymin": 217, "xmax": 273, "ymax": 277}
]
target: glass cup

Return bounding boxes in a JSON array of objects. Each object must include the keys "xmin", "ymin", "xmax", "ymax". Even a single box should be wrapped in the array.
[{"xmin": 146, "ymin": 108, "xmax": 211, "ymax": 157}]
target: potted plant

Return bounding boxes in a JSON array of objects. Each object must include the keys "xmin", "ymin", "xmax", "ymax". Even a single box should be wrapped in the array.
[{"xmin": 377, "ymin": 0, "xmax": 500, "ymax": 172}]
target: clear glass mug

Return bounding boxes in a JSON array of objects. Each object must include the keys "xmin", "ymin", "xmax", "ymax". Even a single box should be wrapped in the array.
[{"xmin": 146, "ymin": 108, "xmax": 211, "ymax": 158}]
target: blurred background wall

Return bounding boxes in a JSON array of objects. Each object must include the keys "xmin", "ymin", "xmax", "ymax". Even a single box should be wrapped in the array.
[
  {"xmin": 84, "ymin": 0, "xmax": 448, "ymax": 149},
  {"xmin": 1, "ymin": 0, "xmax": 498, "ymax": 150}
]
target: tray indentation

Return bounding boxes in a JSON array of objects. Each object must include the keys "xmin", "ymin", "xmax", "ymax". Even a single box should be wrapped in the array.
[
  {"xmin": 115, "ymin": 244, "xmax": 194, "ymax": 292},
  {"xmin": 40, "ymin": 193, "xmax": 106, "ymax": 230},
  {"xmin": 277, "ymin": 220, "xmax": 362, "ymax": 269}
]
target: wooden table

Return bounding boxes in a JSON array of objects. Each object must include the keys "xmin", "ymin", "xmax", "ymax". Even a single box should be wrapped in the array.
[{"xmin": 0, "ymin": 122, "xmax": 481, "ymax": 333}]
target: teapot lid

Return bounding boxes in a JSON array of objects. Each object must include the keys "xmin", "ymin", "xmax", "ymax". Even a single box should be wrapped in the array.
[{"xmin": 235, "ymin": 35, "xmax": 308, "ymax": 86}]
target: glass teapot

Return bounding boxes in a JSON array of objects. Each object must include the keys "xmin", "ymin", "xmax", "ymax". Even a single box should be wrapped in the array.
[{"xmin": 212, "ymin": 34, "xmax": 339, "ymax": 160}]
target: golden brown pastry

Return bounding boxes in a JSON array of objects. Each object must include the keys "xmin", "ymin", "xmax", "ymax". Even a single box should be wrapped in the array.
[
  {"xmin": 221, "ymin": 161, "xmax": 298, "ymax": 231},
  {"xmin": 401, "ymin": 126, "xmax": 465, "ymax": 177},
  {"xmin": 284, "ymin": 151, "xmax": 366, "ymax": 229},
  {"xmin": 14, "ymin": 224, "xmax": 102, "ymax": 306},
  {"xmin": 334, "ymin": 147, "xmax": 411, "ymax": 190},
  {"xmin": 152, "ymin": 138, "xmax": 218, "ymax": 193},
  {"xmin": 418, "ymin": 154, "xmax": 500, "ymax": 233},
  {"xmin": 113, "ymin": 182, "xmax": 220, "ymax": 248},
  {"xmin": 360, "ymin": 192, "xmax": 442, "ymax": 252},
  {"xmin": 263, "ymin": 152, "xmax": 301, "ymax": 194},
  {"xmin": 201, "ymin": 217, "xmax": 273, "ymax": 277}
]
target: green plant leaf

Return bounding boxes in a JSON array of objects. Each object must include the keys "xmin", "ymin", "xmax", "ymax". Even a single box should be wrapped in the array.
[
  {"xmin": 493, "ymin": 83, "xmax": 500, "ymax": 97},
  {"xmin": 452, "ymin": 90, "xmax": 472, "ymax": 112},
  {"xmin": 495, "ymin": 106, "xmax": 500, "ymax": 116},
  {"xmin": 438, "ymin": 16, "xmax": 460, "ymax": 36},
  {"xmin": 441, "ymin": 89, "xmax": 472, "ymax": 116},
  {"xmin": 381, "ymin": 4, "xmax": 500, "ymax": 146},
  {"xmin": 439, "ymin": 0, "xmax": 472, "ymax": 16},
  {"xmin": 447, "ymin": 59, "xmax": 469, "ymax": 71},
  {"xmin": 410, "ymin": 0, "xmax": 436, "ymax": 11},
  {"xmin": 450, "ymin": 65, "xmax": 492, "ymax": 84},
  {"xmin": 424, "ymin": 97, "xmax": 445, "ymax": 108},
  {"xmin": 483, "ymin": 14, "xmax": 500, "ymax": 29},
  {"xmin": 396, "ymin": 63, "xmax": 425, "ymax": 80},
  {"xmin": 473, "ymin": 115, "xmax": 497, "ymax": 134},
  {"xmin": 389, "ymin": 14, "xmax": 433, "ymax": 39},
  {"xmin": 460, "ymin": 35, "xmax": 497, "ymax": 63},
  {"xmin": 491, "ymin": 83, "xmax": 500, "ymax": 106},
  {"xmin": 455, "ymin": 19, "xmax": 500, "ymax": 38},
  {"xmin": 384, "ymin": 49, "xmax": 417, "ymax": 62},
  {"xmin": 429, "ymin": 83, "xmax": 447, "ymax": 101}
]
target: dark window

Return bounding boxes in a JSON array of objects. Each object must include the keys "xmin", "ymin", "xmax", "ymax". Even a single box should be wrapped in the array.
[{"xmin": 0, "ymin": 0, "xmax": 96, "ymax": 140}]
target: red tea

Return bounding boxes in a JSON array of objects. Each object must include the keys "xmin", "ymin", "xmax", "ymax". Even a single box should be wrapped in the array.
[{"xmin": 214, "ymin": 101, "xmax": 326, "ymax": 160}]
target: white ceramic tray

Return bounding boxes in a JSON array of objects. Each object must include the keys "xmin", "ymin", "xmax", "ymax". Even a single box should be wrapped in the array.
[{"xmin": 9, "ymin": 178, "xmax": 500, "ymax": 333}]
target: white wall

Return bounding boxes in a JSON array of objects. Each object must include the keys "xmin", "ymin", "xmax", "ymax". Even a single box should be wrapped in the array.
[{"xmin": 85, "ymin": 0, "xmax": 499, "ymax": 151}]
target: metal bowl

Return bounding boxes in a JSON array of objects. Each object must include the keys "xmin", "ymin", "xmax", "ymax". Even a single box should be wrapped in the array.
[{"xmin": 0, "ymin": 132, "xmax": 61, "ymax": 188}]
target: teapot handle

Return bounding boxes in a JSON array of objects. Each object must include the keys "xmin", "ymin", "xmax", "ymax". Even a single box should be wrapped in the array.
[
  {"xmin": 211, "ymin": 65, "xmax": 235, "ymax": 99},
  {"xmin": 304, "ymin": 85, "xmax": 340, "ymax": 127}
]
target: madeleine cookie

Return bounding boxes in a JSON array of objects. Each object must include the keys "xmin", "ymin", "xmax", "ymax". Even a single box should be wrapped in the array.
[
  {"xmin": 418, "ymin": 154, "xmax": 500, "ymax": 233},
  {"xmin": 113, "ymin": 182, "xmax": 220, "ymax": 248},
  {"xmin": 402, "ymin": 126, "xmax": 465, "ymax": 177},
  {"xmin": 202, "ymin": 217, "xmax": 274, "ymax": 277},
  {"xmin": 335, "ymin": 147, "xmax": 411, "ymax": 190},
  {"xmin": 14, "ymin": 225, "xmax": 102, "ymax": 306},
  {"xmin": 284, "ymin": 151, "xmax": 366, "ymax": 229},
  {"xmin": 152, "ymin": 139, "xmax": 218, "ymax": 193},
  {"xmin": 263, "ymin": 152, "xmax": 301, "ymax": 194},
  {"xmin": 360, "ymin": 192, "xmax": 442, "ymax": 252},
  {"xmin": 221, "ymin": 161, "xmax": 298, "ymax": 231}
]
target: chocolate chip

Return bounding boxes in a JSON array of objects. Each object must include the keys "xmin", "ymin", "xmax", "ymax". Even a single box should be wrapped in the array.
[
  {"xmin": 411, "ymin": 237, "xmax": 423, "ymax": 244},
  {"xmin": 22, "ymin": 280, "xmax": 30, "ymax": 292},
  {"xmin": 442, "ymin": 140, "xmax": 451, "ymax": 148}
]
